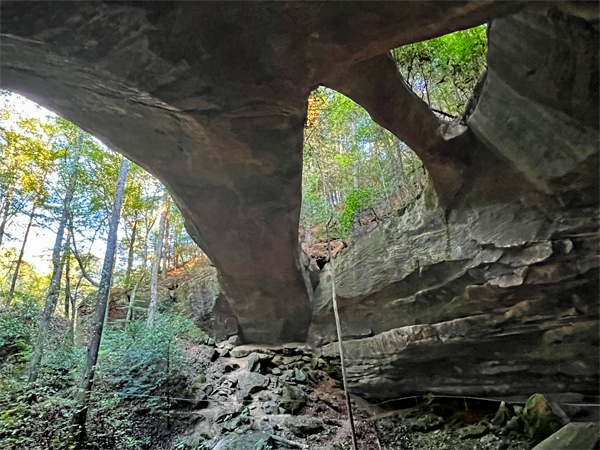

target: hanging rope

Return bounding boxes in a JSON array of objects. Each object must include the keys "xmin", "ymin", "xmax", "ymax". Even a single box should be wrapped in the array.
[{"xmin": 326, "ymin": 214, "xmax": 359, "ymax": 450}]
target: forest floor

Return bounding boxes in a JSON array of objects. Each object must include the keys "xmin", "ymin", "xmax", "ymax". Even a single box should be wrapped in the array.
[
  {"xmin": 0, "ymin": 303, "xmax": 561, "ymax": 450},
  {"xmin": 132, "ymin": 336, "xmax": 538, "ymax": 450}
]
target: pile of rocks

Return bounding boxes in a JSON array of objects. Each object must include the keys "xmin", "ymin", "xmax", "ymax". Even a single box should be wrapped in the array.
[
  {"xmin": 177, "ymin": 336, "xmax": 599, "ymax": 450},
  {"xmin": 182, "ymin": 338, "xmax": 336, "ymax": 449},
  {"xmin": 375, "ymin": 393, "xmax": 577, "ymax": 450}
]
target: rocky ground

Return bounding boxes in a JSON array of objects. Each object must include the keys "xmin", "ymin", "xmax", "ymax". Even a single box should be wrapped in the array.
[{"xmin": 166, "ymin": 335, "xmax": 569, "ymax": 450}]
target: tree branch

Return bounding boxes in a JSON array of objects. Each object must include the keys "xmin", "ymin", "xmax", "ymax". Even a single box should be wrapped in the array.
[
  {"xmin": 69, "ymin": 219, "xmax": 99, "ymax": 287},
  {"xmin": 431, "ymin": 108, "xmax": 456, "ymax": 119}
]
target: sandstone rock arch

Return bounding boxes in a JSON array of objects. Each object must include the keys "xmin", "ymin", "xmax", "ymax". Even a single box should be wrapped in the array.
[{"xmin": 1, "ymin": 1, "xmax": 597, "ymax": 344}]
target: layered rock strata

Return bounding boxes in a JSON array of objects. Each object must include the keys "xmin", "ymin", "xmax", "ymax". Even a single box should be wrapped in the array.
[
  {"xmin": 2, "ymin": 1, "xmax": 587, "ymax": 343},
  {"xmin": 312, "ymin": 12, "xmax": 599, "ymax": 402}
]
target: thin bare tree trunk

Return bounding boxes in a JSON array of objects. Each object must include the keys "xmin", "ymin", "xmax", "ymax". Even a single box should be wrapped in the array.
[
  {"xmin": 69, "ymin": 274, "xmax": 83, "ymax": 345},
  {"xmin": 6, "ymin": 201, "xmax": 37, "ymax": 306},
  {"xmin": 28, "ymin": 138, "xmax": 81, "ymax": 384},
  {"xmin": 173, "ymin": 227, "xmax": 180, "ymax": 268},
  {"xmin": 310, "ymin": 144, "xmax": 341, "ymax": 230},
  {"xmin": 396, "ymin": 142, "xmax": 412, "ymax": 202},
  {"xmin": 375, "ymin": 145, "xmax": 392, "ymax": 213},
  {"xmin": 71, "ymin": 157, "xmax": 129, "ymax": 445},
  {"xmin": 305, "ymin": 218, "xmax": 312, "ymax": 246},
  {"xmin": 69, "ymin": 227, "xmax": 99, "ymax": 287},
  {"xmin": 126, "ymin": 271, "xmax": 146, "ymax": 322},
  {"xmin": 162, "ymin": 199, "xmax": 170, "ymax": 279},
  {"xmin": 64, "ymin": 231, "xmax": 72, "ymax": 318},
  {"xmin": 396, "ymin": 142, "xmax": 407, "ymax": 187},
  {"xmin": 147, "ymin": 191, "xmax": 168, "ymax": 327},
  {"xmin": 0, "ymin": 151, "xmax": 19, "ymax": 248},
  {"xmin": 326, "ymin": 217, "xmax": 358, "ymax": 450},
  {"xmin": 0, "ymin": 187, "xmax": 13, "ymax": 248},
  {"xmin": 125, "ymin": 213, "xmax": 137, "ymax": 287},
  {"xmin": 352, "ymin": 162, "xmax": 359, "ymax": 189},
  {"xmin": 411, "ymin": 151, "xmax": 422, "ymax": 190}
]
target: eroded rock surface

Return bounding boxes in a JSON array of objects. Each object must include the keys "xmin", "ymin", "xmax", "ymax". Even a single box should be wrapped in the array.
[
  {"xmin": 532, "ymin": 422, "xmax": 600, "ymax": 450},
  {"xmin": 312, "ymin": 11, "xmax": 599, "ymax": 403},
  {"xmin": 0, "ymin": 1, "xmax": 565, "ymax": 344},
  {"xmin": 0, "ymin": 3, "xmax": 597, "ymax": 408}
]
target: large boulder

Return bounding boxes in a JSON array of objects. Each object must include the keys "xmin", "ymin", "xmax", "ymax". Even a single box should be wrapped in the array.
[
  {"xmin": 236, "ymin": 371, "xmax": 269, "ymax": 396},
  {"xmin": 212, "ymin": 432, "xmax": 289, "ymax": 450},
  {"xmin": 279, "ymin": 385, "xmax": 307, "ymax": 413},
  {"xmin": 521, "ymin": 394, "xmax": 564, "ymax": 443},
  {"xmin": 282, "ymin": 416, "xmax": 324, "ymax": 437},
  {"xmin": 532, "ymin": 422, "xmax": 600, "ymax": 450}
]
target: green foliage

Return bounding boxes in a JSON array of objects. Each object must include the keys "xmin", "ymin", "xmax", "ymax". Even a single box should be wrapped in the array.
[
  {"xmin": 0, "ymin": 301, "xmax": 198, "ymax": 449},
  {"xmin": 172, "ymin": 436, "xmax": 200, "ymax": 450},
  {"xmin": 0, "ymin": 381, "xmax": 79, "ymax": 450},
  {"xmin": 0, "ymin": 249, "xmax": 50, "ymax": 305},
  {"xmin": 255, "ymin": 438, "xmax": 275, "ymax": 450},
  {"xmin": 300, "ymin": 178, "xmax": 330, "ymax": 230},
  {"xmin": 339, "ymin": 188, "xmax": 375, "ymax": 236},
  {"xmin": 0, "ymin": 300, "xmax": 40, "ymax": 368},
  {"xmin": 95, "ymin": 314, "xmax": 194, "ymax": 411},
  {"xmin": 301, "ymin": 27, "xmax": 486, "ymax": 242},
  {"xmin": 185, "ymin": 324, "xmax": 211, "ymax": 345},
  {"xmin": 303, "ymin": 88, "xmax": 423, "ymax": 243},
  {"xmin": 392, "ymin": 25, "xmax": 487, "ymax": 115}
]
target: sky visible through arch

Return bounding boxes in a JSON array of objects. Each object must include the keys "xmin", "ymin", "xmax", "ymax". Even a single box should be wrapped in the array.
[{"xmin": 1, "ymin": 93, "xmax": 128, "ymax": 275}]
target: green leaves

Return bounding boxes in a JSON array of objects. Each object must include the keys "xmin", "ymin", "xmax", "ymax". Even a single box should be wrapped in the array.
[
  {"xmin": 301, "ymin": 27, "xmax": 485, "ymax": 242},
  {"xmin": 0, "ymin": 304, "xmax": 197, "ymax": 449},
  {"xmin": 391, "ymin": 25, "xmax": 487, "ymax": 115},
  {"xmin": 339, "ymin": 188, "xmax": 375, "ymax": 237}
]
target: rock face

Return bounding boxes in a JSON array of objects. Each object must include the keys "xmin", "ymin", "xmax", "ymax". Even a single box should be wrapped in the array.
[
  {"xmin": 1, "ymin": 1, "xmax": 572, "ymax": 344},
  {"xmin": 532, "ymin": 422, "xmax": 600, "ymax": 450},
  {"xmin": 0, "ymin": 2, "xmax": 597, "ymax": 404},
  {"xmin": 313, "ymin": 12, "xmax": 599, "ymax": 403},
  {"xmin": 75, "ymin": 256, "xmax": 219, "ymax": 340}
]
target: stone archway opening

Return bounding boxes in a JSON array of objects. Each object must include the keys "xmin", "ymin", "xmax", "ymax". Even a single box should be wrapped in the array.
[
  {"xmin": 1, "ymin": 2, "xmax": 597, "ymax": 349},
  {"xmin": 299, "ymin": 25, "xmax": 489, "ymax": 257}
]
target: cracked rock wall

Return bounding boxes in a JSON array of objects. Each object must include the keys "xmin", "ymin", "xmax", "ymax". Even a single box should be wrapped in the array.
[{"xmin": 311, "ymin": 11, "xmax": 599, "ymax": 403}]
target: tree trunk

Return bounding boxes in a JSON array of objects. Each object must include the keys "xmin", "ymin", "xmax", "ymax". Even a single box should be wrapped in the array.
[
  {"xmin": 147, "ymin": 191, "xmax": 169, "ymax": 327},
  {"xmin": 376, "ymin": 149, "xmax": 392, "ymax": 213},
  {"xmin": 71, "ymin": 157, "xmax": 129, "ymax": 445},
  {"xmin": 69, "ymin": 275, "xmax": 83, "ymax": 344},
  {"xmin": 6, "ymin": 202, "xmax": 37, "ymax": 306},
  {"xmin": 173, "ymin": 227, "xmax": 180, "ymax": 268},
  {"xmin": 28, "ymin": 138, "xmax": 81, "ymax": 384},
  {"xmin": 396, "ymin": 141, "xmax": 407, "ymax": 186},
  {"xmin": 395, "ymin": 142, "xmax": 411, "ymax": 201},
  {"xmin": 162, "ymin": 200, "xmax": 170, "ymax": 279},
  {"xmin": 64, "ymin": 231, "xmax": 72, "ymax": 318},
  {"xmin": 126, "ymin": 271, "xmax": 146, "ymax": 322},
  {"xmin": 353, "ymin": 162, "xmax": 359, "ymax": 189},
  {"xmin": 411, "ymin": 151, "xmax": 422, "ymax": 190},
  {"xmin": 69, "ymin": 227, "xmax": 99, "ymax": 287},
  {"xmin": 311, "ymin": 145, "xmax": 341, "ymax": 230},
  {"xmin": 125, "ymin": 213, "xmax": 137, "ymax": 287},
  {"xmin": 0, "ymin": 186, "xmax": 13, "ymax": 248},
  {"xmin": 0, "ymin": 147, "xmax": 19, "ymax": 248}
]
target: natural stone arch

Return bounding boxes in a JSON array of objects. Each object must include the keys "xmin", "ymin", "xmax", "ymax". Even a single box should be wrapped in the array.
[
  {"xmin": 1, "ymin": 1, "xmax": 596, "ymax": 344},
  {"xmin": 308, "ymin": 10, "xmax": 599, "ymax": 403}
]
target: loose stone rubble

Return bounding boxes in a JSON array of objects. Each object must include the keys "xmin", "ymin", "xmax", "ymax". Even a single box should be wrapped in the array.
[{"xmin": 174, "ymin": 336, "xmax": 579, "ymax": 449}]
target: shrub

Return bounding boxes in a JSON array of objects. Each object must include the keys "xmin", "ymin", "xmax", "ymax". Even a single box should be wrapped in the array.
[
  {"xmin": 339, "ymin": 188, "xmax": 374, "ymax": 236},
  {"xmin": 0, "ymin": 309, "xmax": 198, "ymax": 449},
  {"xmin": 0, "ymin": 300, "xmax": 40, "ymax": 370},
  {"xmin": 95, "ymin": 313, "xmax": 194, "ymax": 412}
]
